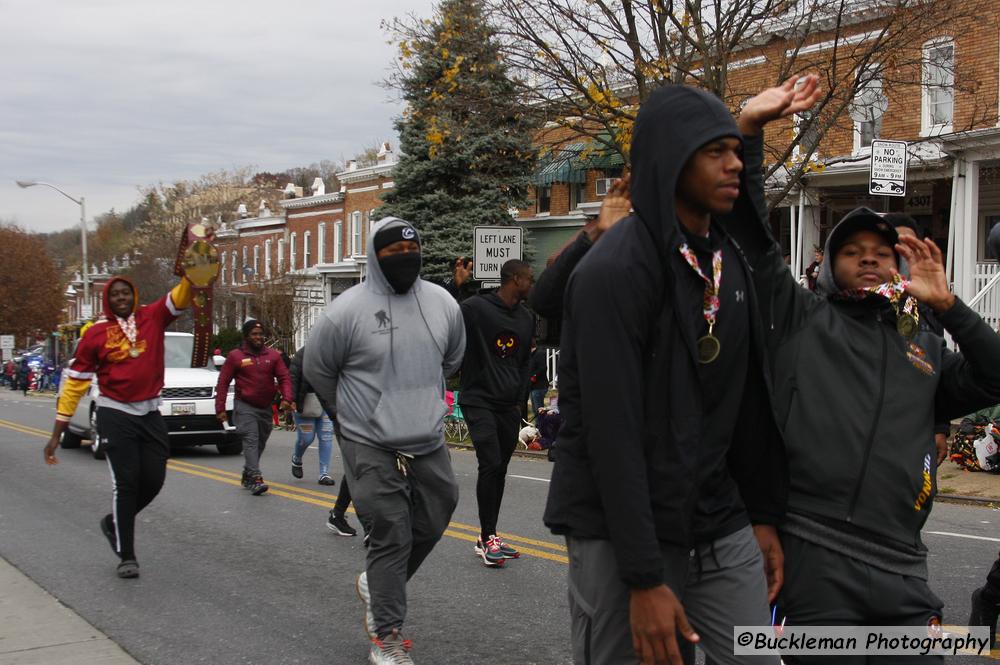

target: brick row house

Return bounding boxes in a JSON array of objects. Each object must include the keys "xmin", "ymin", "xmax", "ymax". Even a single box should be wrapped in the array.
[
  {"xmin": 213, "ymin": 144, "xmax": 399, "ymax": 350},
  {"xmin": 516, "ymin": 10, "xmax": 1000, "ymax": 322}
]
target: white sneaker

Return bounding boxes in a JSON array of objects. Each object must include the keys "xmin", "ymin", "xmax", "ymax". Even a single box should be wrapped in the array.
[
  {"xmin": 369, "ymin": 629, "xmax": 414, "ymax": 665},
  {"xmin": 356, "ymin": 571, "xmax": 377, "ymax": 639}
]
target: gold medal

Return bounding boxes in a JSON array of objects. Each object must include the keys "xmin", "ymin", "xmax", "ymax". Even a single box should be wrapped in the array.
[
  {"xmin": 129, "ymin": 347, "xmax": 140, "ymax": 358},
  {"xmin": 897, "ymin": 312, "xmax": 918, "ymax": 339},
  {"xmin": 697, "ymin": 334, "xmax": 721, "ymax": 364}
]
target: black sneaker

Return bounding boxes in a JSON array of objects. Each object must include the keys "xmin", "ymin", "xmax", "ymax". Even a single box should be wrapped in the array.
[
  {"xmin": 241, "ymin": 469, "xmax": 252, "ymax": 490},
  {"xmin": 100, "ymin": 514, "xmax": 118, "ymax": 555},
  {"xmin": 250, "ymin": 474, "xmax": 269, "ymax": 496},
  {"xmin": 318, "ymin": 474, "xmax": 336, "ymax": 486},
  {"xmin": 116, "ymin": 559, "xmax": 139, "ymax": 579},
  {"xmin": 291, "ymin": 459, "xmax": 303, "ymax": 479},
  {"xmin": 327, "ymin": 511, "xmax": 358, "ymax": 536},
  {"xmin": 970, "ymin": 586, "xmax": 1000, "ymax": 647}
]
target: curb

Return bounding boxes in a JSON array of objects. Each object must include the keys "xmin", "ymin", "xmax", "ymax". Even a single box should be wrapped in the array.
[
  {"xmin": 447, "ymin": 441, "xmax": 550, "ymax": 461},
  {"xmin": 935, "ymin": 493, "xmax": 1000, "ymax": 506}
]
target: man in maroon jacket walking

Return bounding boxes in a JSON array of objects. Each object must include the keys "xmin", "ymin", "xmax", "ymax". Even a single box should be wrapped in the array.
[{"xmin": 215, "ymin": 319, "xmax": 294, "ymax": 495}]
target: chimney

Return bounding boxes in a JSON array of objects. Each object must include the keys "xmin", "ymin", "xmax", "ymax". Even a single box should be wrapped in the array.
[
  {"xmin": 237, "ymin": 203, "xmax": 249, "ymax": 218},
  {"xmin": 377, "ymin": 141, "xmax": 393, "ymax": 163},
  {"xmin": 283, "ymin": 183, "xmax": 298, "ymax": 198},
  {"xmin": 311, "ymin": 177, "xmax": 326, "ymax": 197},
  {"xmin": 347, "ymin": 160, "xmax": 357, "ymax": 172}
]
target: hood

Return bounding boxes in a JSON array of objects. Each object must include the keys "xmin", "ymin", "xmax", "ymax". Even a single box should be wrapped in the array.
[
  {"xmin": 630, "ymin": 85, "xmax": 742, "ymax": 255},
  {"xmin": 364, "ymin": 217, "xmax": 423, "ymax": 295},
  {"xmin": 816, "ymin": 207, "xmax": 900, "ymax": 297},
  {"xmin": 102, "ymin": 275, "xmax": 140, "ymax": 319}
]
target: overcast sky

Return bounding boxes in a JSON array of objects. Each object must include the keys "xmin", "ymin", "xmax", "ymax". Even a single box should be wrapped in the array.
[{"xmin": 0, "ymin": 0, "xmax": 436, "ymax": 234}]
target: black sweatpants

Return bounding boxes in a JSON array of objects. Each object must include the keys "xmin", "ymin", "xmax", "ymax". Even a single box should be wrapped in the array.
[
  {"xmin": 464, "ymin": 404, "xmax": 520, "ymax": 541},
  {"xmin": 333, "ymin": 474, "xmax": 352, "ymax": 516},
  {"xmin": 984, "ymin": 552, "xmax": 1000, "ymax": 600},
  {"xmin": 99, "ymin": 407, "xmax": 170, "ymax": 561},
  {"xmin": 779, "ymin": 532, "xmax": 944, "ymax": 664}
]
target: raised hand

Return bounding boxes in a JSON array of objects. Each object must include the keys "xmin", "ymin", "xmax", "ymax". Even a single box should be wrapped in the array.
[
  {"xmin": 586, "ymin": 173, "xmax": 632, "ymax": 243},
  {"xmin": 896, "ymin": 235, "xmax": 955, "ymax": 313},
  {"xmin": 738, "ymin": 74, "xmax": 822, "ymax": 135}
]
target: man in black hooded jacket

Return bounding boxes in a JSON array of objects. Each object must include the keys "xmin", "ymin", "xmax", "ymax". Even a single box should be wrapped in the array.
[{"xmin": 544, "ymin": 78, "xmax": 821, "ymax": 665}]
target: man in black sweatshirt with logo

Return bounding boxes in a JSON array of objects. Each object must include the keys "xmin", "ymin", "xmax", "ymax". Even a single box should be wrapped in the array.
[
  {"xmin": 544, "ymin": 79, "xmax": 821, "ymax": 665},
  {"xmin": 459, "ymin": 259, "xmax": 536, "ymax": 568}
]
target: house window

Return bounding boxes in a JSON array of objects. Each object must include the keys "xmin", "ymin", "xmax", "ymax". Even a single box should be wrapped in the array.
[
  {"xmin": 230, "ymin": 251, "xmax": 237, "ymax": 285},
  {"xmin": 536, "ymin": 186, "xmax": 551, "ymax": 214},
  {"xmin": 242, "ymin": 247, "xmax": 248, "ymax": 283},
  {"xmin": 853, "ymin": 66, "xmax": 885, "ymax": 153},
  {"xmin": 317, "ymin": 223, "xmax": 326, "ymax": 264},
  {"xmin": 290, "ymin": 232, "xmax": 298, "ymax": 271},
  {"xmin": 304, "ymin": 231, "xmax": 312, "ymax": 268},
  {"xmin": 793, "ymin": 111, "xmax": 820, "ymax": 158},
  {"xmin": 569, "ymin": 182, "xmax": 584, "ymax": 210},
  {"xmin": 220, "ymin": 252, "xmax": 226, "ymax": 286},
  {"xmin": 922, "ymin": 38, "xmax": 954, "ymax": 134},
  {"xmin": 264, "ymin": 239, "xmax": 272, "ymax": 279},
  {"xmin": 333, "ymin": 221, "xmax": 342, "ymax": 262},
  {"xmin": 253, "ymin": 245, "xmax": 260, "ymax": 280},
  {"xmin": 277, "ymin": 239, "xmax": 285, "ymax": 273},
  {"xmin": 351, "ymin": 212, "xmax": 362, "ymax": 256}
]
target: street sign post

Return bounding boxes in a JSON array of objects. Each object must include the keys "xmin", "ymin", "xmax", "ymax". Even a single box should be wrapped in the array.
[
  {"xmin": 473, "ymin": 226, "xmax": 523, "ymax": 282},
  {"xmin": 1, "ymin": 348, "xmax": 12, "ymax": 362},
  {"xmin": 0, "ymin": 335, "xmax": 13, "ymax": 351},
  {"xmin": 869, "ymin": 140, "xmax": 908, "ymax": 197}
]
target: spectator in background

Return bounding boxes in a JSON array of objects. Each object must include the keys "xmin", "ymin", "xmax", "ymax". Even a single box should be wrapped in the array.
[
  {"xmin": 528, "ymin": 342, "xmax": 549, "ymax": 422},
  {"xmin": 804, "ymin": 246, "xmax": 823, "ymax": 291}
]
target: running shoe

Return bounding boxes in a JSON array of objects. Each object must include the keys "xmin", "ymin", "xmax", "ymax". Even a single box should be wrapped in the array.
[
  {"xmin": 100, "ymin": 514, "xmax": 118, "ymax": 555},
  {"xmin": 369, "ymin": 629, "xmax": 414, "ymax": 665},
  {"xmin": 970, "ymin": 586, "xmax": 1000, "ymax": 647},
  {"xmin": 318, "ymin": 474, "xmax": 335, "ymax": 486},
  {"xmin": 494, "ymin": 534, "xmax": 520, "ymax": 559},
  {"xmin": 116, "ymin": 559, "xmax": 139, "ymax": 579},
  {"xmin": 474, "ymin": 536, "xmax": 506, "ymax": 567},
  {"xmin": 327, "ymin": 511, "xmax": 358, "ymax": 536},
  {"xmin": 250, "ymin": 474, "xmax": 269, "ymax": 496},
  {"xmin": 240, "ymin": 469, "xmax": 251, "ymax": 490},
  {"xmin": 356, "ymin": 571, "xmax": 377, "ymax": 638},
  {"xmin": 291, "ymin": 458, "xmax": 303, "ymax": 479}
]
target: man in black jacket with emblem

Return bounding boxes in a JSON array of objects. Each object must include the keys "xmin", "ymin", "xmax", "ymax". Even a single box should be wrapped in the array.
[{"xmin": 544, "ymin": 78, "xmax": 821, "ymax": 665}]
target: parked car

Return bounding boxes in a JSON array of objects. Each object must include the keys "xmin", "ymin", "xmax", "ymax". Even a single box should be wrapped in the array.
[{"xmin": 60, "ymin": 332, "xmax": 240, "ymax": 459}]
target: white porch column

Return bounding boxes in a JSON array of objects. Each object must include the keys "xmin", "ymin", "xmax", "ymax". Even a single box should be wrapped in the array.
[{"xmin": 961, "ymin": 160, "xmax": 981, "ymax": 303}]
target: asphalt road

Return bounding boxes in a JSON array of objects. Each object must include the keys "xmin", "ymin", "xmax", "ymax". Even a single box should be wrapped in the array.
[{"xmin": 1, "ymin": 388, "xmax": 998, "ymax": 664}]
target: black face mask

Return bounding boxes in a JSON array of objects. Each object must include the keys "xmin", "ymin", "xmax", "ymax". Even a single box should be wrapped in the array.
[{"xmin": 379, "ymin": 252, "xmax": 421, "ymax": 294}]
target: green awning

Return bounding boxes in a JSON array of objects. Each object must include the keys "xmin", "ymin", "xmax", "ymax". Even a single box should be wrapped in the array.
[
  {"xmin": 531, "ymin": 143, "xmax": 588, "ymax": 186},
  {"xmin": 574, "ymin": 134, "xmax": 625, "ymax": 170}
]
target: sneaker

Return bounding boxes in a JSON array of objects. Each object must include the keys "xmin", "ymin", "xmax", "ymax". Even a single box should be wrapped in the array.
[
  {"xmin": 241, "ymin": 469, "xmax": 251, "ymax": 490},
  {"xmin": 318, "ymin": 474, "xmax": 336, "ymax": 486},
  {"xmin": 100, "ymin": 514, "xmax": 118, "ymax": 555},
  {"xmin": 494, "ymin": 534, "xmax": 520, "ymax": 559},
  {"xmin": 356, "ymin": 572, "xmax": 377, "ymax": 639},
  {"xmin": 369, "ymin": 629, "xmax": 414, "ymax": 665},
  {"xmin": 291, "ymin": 458, "xmax": 303, "ymax": 479},
  {"xmin": 970, "ymin": 586, "xmax": 1000, "ymax": 647},
  {"xmin": 250, "ymin": 474, "xmax": 269, "ymax": 496},
  {"xmin": 327, "ymin": 511, "xmax": 358, "ymax": 536},
  {"xmin": 474, "ymin": 536, "xmax": 506, "ymax": 567},
  {"xmin": 116, "ymin": 559, "xmax": 139, "ymax": 579}
]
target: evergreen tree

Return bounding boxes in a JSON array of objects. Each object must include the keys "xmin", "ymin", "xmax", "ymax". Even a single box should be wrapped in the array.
[{"xmin": 380, "ymin": 0, "xmax": 537, "ymax": 282}]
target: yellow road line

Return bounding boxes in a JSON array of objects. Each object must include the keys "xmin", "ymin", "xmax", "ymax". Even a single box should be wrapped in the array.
[{"xmin": 0, "ymin": 418, "xmax": 569, "ymax": 563}]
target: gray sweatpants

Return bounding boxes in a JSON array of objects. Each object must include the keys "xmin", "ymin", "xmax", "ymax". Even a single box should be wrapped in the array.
[
  {"xmin": 567, "ymin": 525, "xmax": 777, "ymax": 665},
  {"xmin": 340, "ymin": 438, "xmax": 459, "ymax": 637},
  {"xmin": 234, "ymin": 399, "xmax": 274, "ymax": 476}
]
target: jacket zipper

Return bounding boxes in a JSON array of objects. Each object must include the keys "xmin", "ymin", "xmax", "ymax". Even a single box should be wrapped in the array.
[{"xmin": 846, "ymin": 318, "xmax": 888, "ymax": 522}]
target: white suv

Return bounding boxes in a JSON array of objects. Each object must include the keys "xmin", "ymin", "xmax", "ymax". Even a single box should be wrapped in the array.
[{"xmin": 60, "ymin": 332, "xmax": 240, "ymax": 459}]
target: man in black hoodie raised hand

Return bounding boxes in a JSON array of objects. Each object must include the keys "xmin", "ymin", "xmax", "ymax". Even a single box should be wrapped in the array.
[{"xmin": 544, "ymin": 78, "xmax": 820, "ymax": 665}]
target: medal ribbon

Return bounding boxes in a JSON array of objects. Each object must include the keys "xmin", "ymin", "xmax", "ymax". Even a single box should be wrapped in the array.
[
  {"xmin": 839, "ymin": 273, "xmax": 920, "ymax": 329},
  {"xmin": 116, "ymin": 314, "xmax": 138, "ymax": 347},
  {"xmin": 678, "ymin": 243, "xmax": 723, "ymax": 331}
]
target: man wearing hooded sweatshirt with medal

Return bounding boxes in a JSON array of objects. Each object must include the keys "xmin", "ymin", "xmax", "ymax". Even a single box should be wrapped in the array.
[
  {"xmin": 305, "ymin": 217, "xmax": 465, "ymax": 665},
  {"xmin": 544, "ymin": 79, "xmax": 821, "ymax": 665},
  {"xmin": 721, "ymin": 83, "xmax": 1000, "ymax": 663},
  {"xmin": 44, "ymin": 275, "xmax": 193, "ymax": 579}
]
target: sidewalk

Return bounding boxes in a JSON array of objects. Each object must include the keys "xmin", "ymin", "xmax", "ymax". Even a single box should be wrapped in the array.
[
  {"xmin": 938, "ymin": 459, "xmax": 1000, "ymax": 503},
  {"xmin": 0, "ymin": 557, "xmax": 139, "ymax": 665}
]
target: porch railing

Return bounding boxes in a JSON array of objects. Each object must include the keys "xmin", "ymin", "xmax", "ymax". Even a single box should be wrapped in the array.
[{"xmin": 971, "ymin": 262, "xmax": 1000, "ymax": 329}]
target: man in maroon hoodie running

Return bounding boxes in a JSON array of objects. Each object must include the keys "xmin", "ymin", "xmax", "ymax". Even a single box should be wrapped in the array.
[{"xmin": 215, "ymin": 319, "xmax": 294, "ymax": 495}]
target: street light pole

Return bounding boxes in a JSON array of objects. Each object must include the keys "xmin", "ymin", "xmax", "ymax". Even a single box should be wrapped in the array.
[{"xmin": 15, "ymin": 180, "xmax": 90, "ymax": 312}]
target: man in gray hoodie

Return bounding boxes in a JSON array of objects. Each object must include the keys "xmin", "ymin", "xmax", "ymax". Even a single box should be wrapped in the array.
[{"xmin": 304, "ymin": 217, "xmax": 465, "ymax": 665}]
